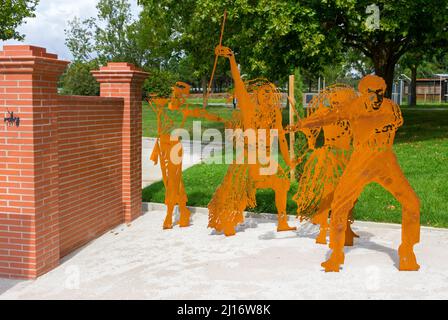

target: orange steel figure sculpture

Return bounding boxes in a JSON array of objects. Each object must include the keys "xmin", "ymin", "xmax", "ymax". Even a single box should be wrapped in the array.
[
  {"xmin": 291, "ymin": 75, "xmax": 420, "ymax": 272},
  {"xmin": 208, "ymin": 45, "xmax": 296, "ymax": 236},
  {"xmin": 291, "ymin": 85, "xmax": 360, "ymax": 245},
  {"xmin": 148, "ymin": 82, "xmax": 225, "ymax": 229}
]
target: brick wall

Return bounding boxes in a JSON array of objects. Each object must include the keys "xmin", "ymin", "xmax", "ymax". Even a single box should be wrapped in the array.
[
  {"xmin": 0, "ymin": 45, "xmax": 148, "ymax": 279},
  {"xmin": 57, "ymin": 96, "xmax": 124, "ymax": 257}
]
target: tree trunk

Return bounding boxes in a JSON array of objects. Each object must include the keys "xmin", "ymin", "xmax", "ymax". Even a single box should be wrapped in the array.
[
  {"xmin": 373, "ymin": 60, "xmax": 396, "ymax": 99},
  {"xmin": 371, "ymin": 47, "xmax": 399, "ymax": 99},
  {"xmin": 410, "ymin": 64, "xmax": 418, "ymax": 106},
  {"xmin": 202, "ymin": 76, "xmax": 208, "ymax": 107}
]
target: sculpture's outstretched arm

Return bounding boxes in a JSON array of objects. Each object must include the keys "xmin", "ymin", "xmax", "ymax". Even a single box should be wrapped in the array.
[
  {"xmin": 288, "ymin": 107, "xmax": 346, "ymax": 131},
  {"xmin": 182, "ymin": 107, "xmax": 225, "ymax": 123}
]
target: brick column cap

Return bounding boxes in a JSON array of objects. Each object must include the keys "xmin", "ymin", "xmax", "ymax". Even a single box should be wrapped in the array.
[
  {"xmin": 91, "ymin": 62, "xmax": 149, "ymax": 84},
  {"xmin": 0, "ymin": 45, "xmax": 69, "ymax": 75}
]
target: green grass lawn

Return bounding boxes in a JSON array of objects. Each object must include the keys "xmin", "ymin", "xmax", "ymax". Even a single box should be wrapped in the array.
[
  {"xmin": 186, "ymin": 98, "xmax": 229, "ymax": 104},
  {"xmin": 142, "ymin": 107, "xmax": 448, "ymax": 228},
  {"xmin": 401, "ymin": 103, "xmax": 448, "ymax": 108}
]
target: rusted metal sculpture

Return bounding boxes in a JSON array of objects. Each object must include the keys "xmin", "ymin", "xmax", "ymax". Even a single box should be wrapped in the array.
[
  {"xmin": 208, "ymin": 46, "xmax": 296, "ymax": 236},
  {"xmin": 148, "ymin": 82, "xmax": 225, "ymax": 229},
  {"xmin": 147, "ymin": 9, "xmax": 420, "ymax": 272},
  {"xmin": 290, "ymin": 75, "xmax": 420, "ymax": 272},
  {"xmin": 291, "ymin": 85, "xmax": 359, "ymax": 245}
]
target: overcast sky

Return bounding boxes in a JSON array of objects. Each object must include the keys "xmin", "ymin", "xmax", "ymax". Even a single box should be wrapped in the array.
[{"xmin": 0, "ymin": 0, "xmax": 141, "ymax": 60}]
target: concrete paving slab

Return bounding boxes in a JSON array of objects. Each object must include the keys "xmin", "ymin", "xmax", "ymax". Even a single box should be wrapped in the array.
[{"xmin": 1, "ymin": 209, "xmax": 447, "ymax": 300}]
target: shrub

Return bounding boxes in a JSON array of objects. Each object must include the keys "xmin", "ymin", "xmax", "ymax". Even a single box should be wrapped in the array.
[{"xmin": 60, "ymin": 60, "xmax": 100, "ymax": 96}]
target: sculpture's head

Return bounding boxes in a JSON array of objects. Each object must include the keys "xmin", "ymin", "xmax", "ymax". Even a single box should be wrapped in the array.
[
  {"xmin": 150, "ymin": 97, "xmax": 170, "ymax": 109},
  {"xmin": 256, "ymin": 83, "xmax": 278, "ymax": 108},
  {"xmin": 329, "ymin": 87, "xmax": 358, "ymax": 111},
  {"xmin": 169, "ymin": 81, "xmax": 191, "ymax": 110},
  {"xmin": 358, "ymin": 75, "xmax": 387, "ymax": 111}
]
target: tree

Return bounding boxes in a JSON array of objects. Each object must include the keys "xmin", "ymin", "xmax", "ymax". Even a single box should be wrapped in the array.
[
  {"xmin": 137, "ymin": 0, "xmax": 240, "ymax": 105},
  {"xmin": 65, "ymin": 17, "xmax": 95, "ymax": 62},
  {"xmin": 64, "ymin": 0, "xmax": 181, "ymax": 97},
  {"xmin": 65, "ymin": 0, "xmax": 144, "ymax": 66},
  {"xmin": 139, "ymin": 0, "xmax": 448, "ymax": 98},
  {"xmin": 307, "ymin": 0, "xmax": 448, "ymax": 97},
  {"xmin": 142, "ymin": 68, "xmax": 179, "ymax": 98},
  {"xmin": 94, "ymin": 0, "xmax": 143, "ymax": 65},
  {"xmin": 401, "ymin": 49, "xmax": 448, "ymax": 106},
  {"xmin": 59, "ymin": 61, "xmax": 100, "ymax": 96},
  {"xmin": 0, "ymin": 0, "xmax": 39, "ymax": 40},
  {"xmin": 342, "ymin": 49, "xmax": 374, "ymax": 79},
  {"xmin": 401, "ymin": 52, "xmax": 425, "ymax": 106}
]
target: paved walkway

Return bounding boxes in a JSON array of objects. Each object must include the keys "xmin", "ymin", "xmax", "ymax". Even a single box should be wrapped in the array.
[{"xmin": 1, "ymin": 208, "xmax": 447, "ymax": 300}]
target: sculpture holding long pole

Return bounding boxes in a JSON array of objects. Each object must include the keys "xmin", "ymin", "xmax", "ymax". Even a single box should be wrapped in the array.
[{"xmin": 148, "ymin": 82, "xmax": 226, "ymax": 230}]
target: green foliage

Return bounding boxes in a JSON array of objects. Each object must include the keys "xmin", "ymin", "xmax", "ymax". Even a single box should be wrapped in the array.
[
  {"xmin": 60, "ymin": 61, "xmax": 100, "ymax": 96},
  {"xmin": 0, "ymin": 0, "xmax": 39, "ymax": 40},
  {"xmin": 137, "ymin": 0, "xmax": 236, "ymax": 86},
  {"xmin": 64, "ymin": 0, "xmax": 447, "ymax": 99},
  {"xmin": 142, "ymin": 68, "xmax": 179, "ymax": 98},
  {"xmin": 138, "ymin": 0, "xmax": 448, "ymax": 97},
  {"xmin": 65, "ymin": 0, "xmax": 145, "ymax": 66},
  {"xmin": 65, "ymin": 17, "xmax": 95, "ymax": 62},
  {"xmin": 94, "ymin": 0, "xmax": 142, "ymax": 65}
]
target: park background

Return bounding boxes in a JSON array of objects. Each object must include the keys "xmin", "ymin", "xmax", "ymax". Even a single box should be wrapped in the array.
[{"xmin": 1, "ymin": 0, "xmax": 447, "ymax": 227}]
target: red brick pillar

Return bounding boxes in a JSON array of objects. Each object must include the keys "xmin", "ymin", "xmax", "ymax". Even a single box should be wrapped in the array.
[
  {"xmin": 0, "ymin": 45, "xmax": 68, "ymax": 278},
  {"xmin": 92, "ymin": 63, "xmax": 148, "ymax": 223}
]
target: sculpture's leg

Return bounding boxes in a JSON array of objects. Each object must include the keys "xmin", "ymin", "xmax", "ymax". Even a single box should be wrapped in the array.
[
  {"xmin": 274, "ymin": 177, "xmax": 296, "ymax": 232},
  {"xmin": 178, "ymin": 180, "xmax": 191, "ymax": 228},
  {"xmin": 312, "ymin": 210, "xmax": 329, "ymax": 244},
  {"xmin": 312, "ymin": 189, "xmax": 335, "ymax": 244},
  {"xmin": 322, "ymin": 209, "xmax": 348, "ymax": 272},
  {"xmin": 276, "ymin": 188, "xmax": 297, "ymax": 232},
  {"xmin": 376, "ymin": 153, "xmax": 420, "ymax": 271},
  {"xmin": 163, "ymin": 172, "xmax": 175, "ymax": 229},
  {"xmin": 344, "ymin": 207, "xmax": 359, "ymax": 246},
  {"xmin": 164, "ymin": 141, "xmax": 186, "ymax": 229},
  {"xmin": 223, "ymin": 224, "xmax": 237, "ymax": 237},
  {"xmin": 163, "ymin": 204, "xmax": 174, "ymax": 229},
  {"xmin": 253, "ymin": 170, "xmax": 296, "ymax": 232},
  {"xmin": 159, "ymin": 137, "xmax": 175, "ymax": 230},
  {"xmin": 322, "ymin": 168, "xmax": 367, "ymax": 272}
]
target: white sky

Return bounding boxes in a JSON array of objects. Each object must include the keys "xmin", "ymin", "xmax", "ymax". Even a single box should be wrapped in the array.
[{"xmin": 0, "ymin": 0, "xmax": 141, "ymax": 60}]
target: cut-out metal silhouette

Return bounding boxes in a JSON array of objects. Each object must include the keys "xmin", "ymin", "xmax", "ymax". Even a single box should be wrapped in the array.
[
  {"xmin": 208, "ymin": 46, "xmax": 296, "ymax": 236},
  {"xmin": 290, "ymin": 85, "xmax": 359, "ymax": 245},
  {"xmin": 147, "ymin": 82, "xmax": 225, "ymax": 229},
  {"xmin": 291, "ymin": 75, "xmax": 420, "ymax": 272},
  {"xmin": 145, "ymin": 13, "xmax": 420, "ymax": 273}
]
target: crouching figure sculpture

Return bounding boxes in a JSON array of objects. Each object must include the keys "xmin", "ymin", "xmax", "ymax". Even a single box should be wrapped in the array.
[{"xmin": 290, "ymin": 75, "xmax": 421, "ymax": 272}]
